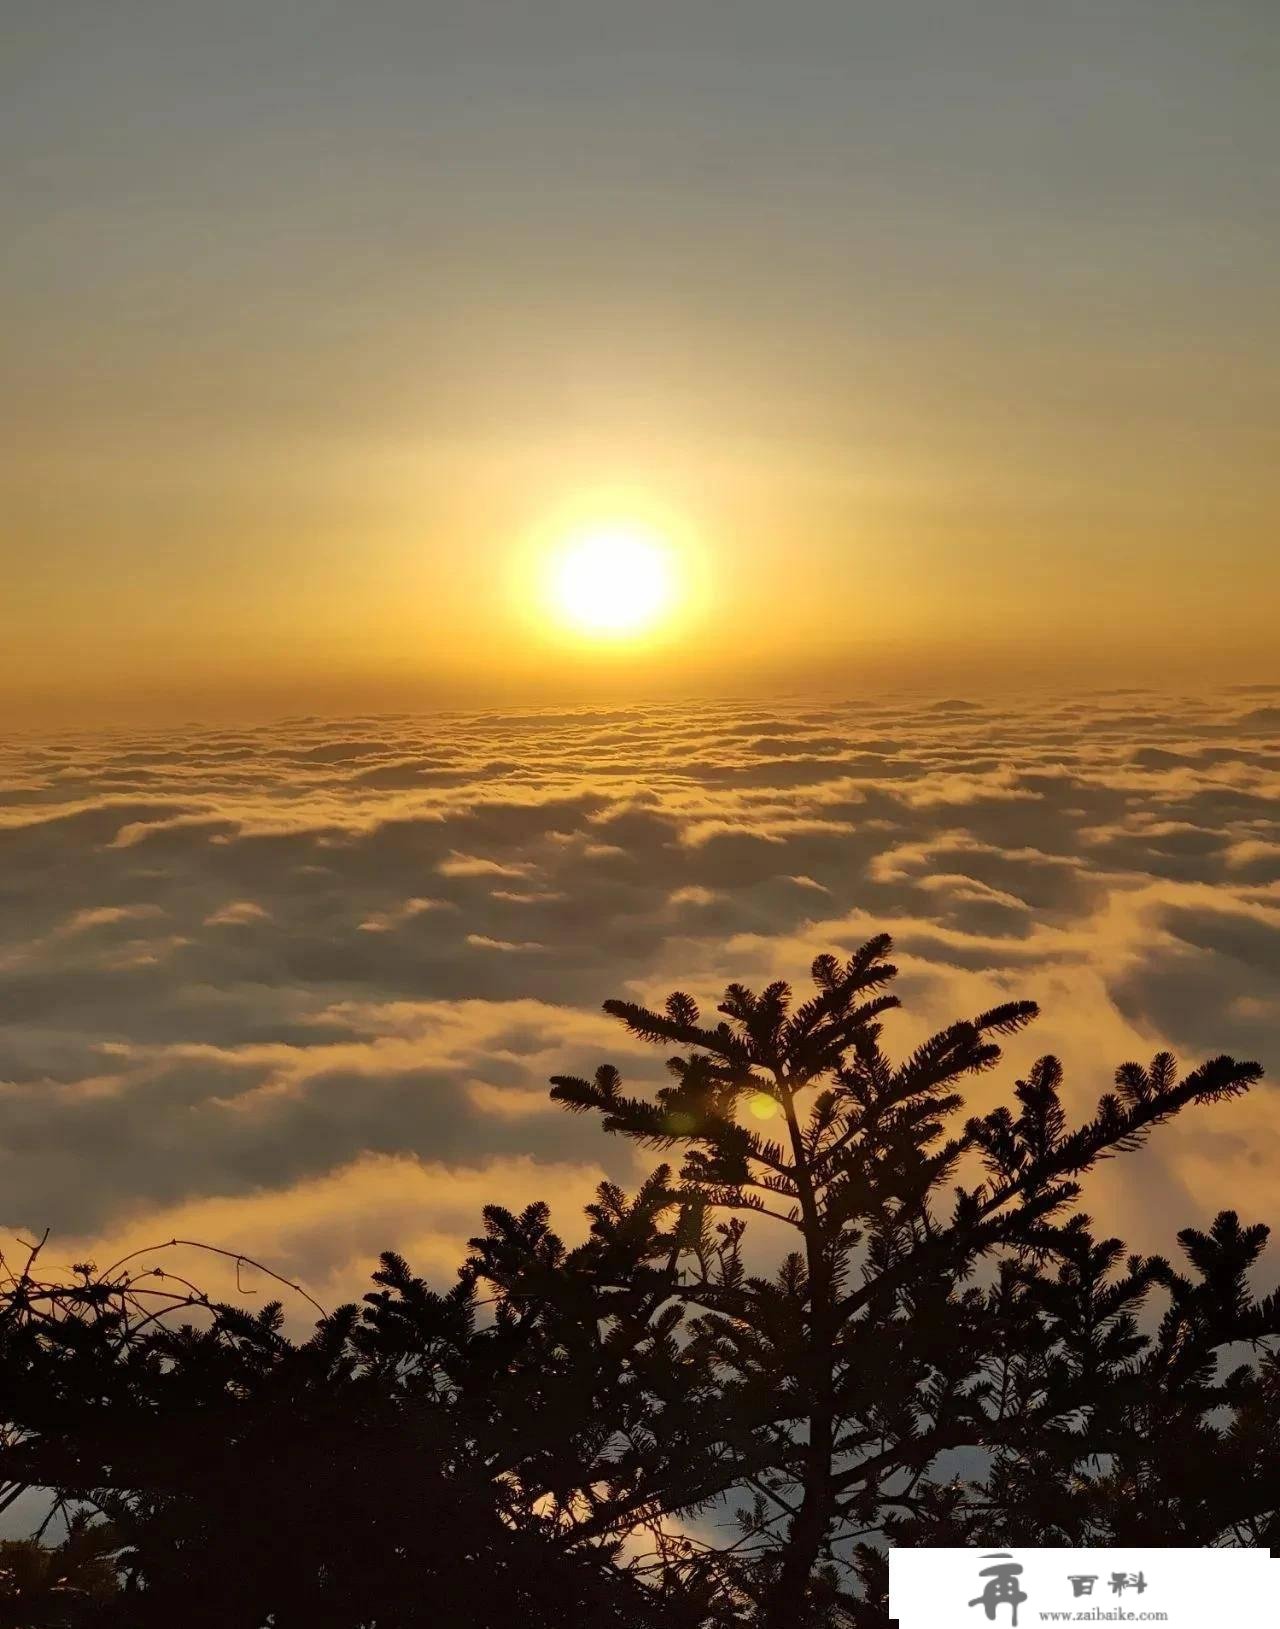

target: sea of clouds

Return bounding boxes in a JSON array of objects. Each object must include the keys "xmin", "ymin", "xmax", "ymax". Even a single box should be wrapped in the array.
[{"xmin": 2, "ymin": 687, "xmax": 1277, "ymax": 1311}]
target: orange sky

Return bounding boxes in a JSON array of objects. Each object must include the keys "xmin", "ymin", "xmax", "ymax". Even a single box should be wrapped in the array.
[{"xmin": 5, "ymin": 2, "xmax": 1277, "ymax": 723}]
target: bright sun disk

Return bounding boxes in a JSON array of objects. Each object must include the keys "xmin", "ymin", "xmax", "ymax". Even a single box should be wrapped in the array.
[{"xmin": 553, "ymin": 525, "xmax": 674, "ymax": 635}]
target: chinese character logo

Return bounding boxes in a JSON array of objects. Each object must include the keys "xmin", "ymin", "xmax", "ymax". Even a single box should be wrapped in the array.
[{"xmin": 969, "ymin": 1554, "xmax": 1028, "ymax": 1625}]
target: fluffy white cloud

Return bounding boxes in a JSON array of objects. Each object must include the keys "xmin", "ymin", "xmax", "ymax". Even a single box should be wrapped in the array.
[{"xmin": 0, "ymin": 688, "xmax": 1275, "ymax": 1297}]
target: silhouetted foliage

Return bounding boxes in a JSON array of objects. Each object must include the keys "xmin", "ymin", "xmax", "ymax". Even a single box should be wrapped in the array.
[
  {"xmin": 1, "ymin": 937, "xmax": 1275, "ymax": 1627},
  {"xmin": 0, "ymin": 1514, "xmax": 119, "ymax": 1628},
  {"xmin": 549, "ymin": 937, "xmax": 1274, "ymax": 1622}
]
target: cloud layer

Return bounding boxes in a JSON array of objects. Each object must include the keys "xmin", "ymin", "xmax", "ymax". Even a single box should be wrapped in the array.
[{"xmin": 2, "ymin": 688, "xmax": 1277, "ymax": 1304}]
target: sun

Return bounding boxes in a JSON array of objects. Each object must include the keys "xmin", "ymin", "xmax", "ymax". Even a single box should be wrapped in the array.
[{"xmin": 551, "ymin": 524, "xmax": 674, "ymax": 636}]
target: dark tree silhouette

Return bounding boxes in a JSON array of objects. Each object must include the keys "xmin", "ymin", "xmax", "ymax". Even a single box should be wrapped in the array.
[
  {"xmin": 0, "ymin": 936, "xmax": 1274, "ymax": 1628},
  {"xmin": 0, "ymin": 1226, "xmax": 714, "ymax": 1628},
  {"xmin": 0, "ymin": 1513, "xmax": 119, "ymax": 1628},
  {"xmin": 549, "ymin": 937, "xmax": 1274, "ymax": 1623}
]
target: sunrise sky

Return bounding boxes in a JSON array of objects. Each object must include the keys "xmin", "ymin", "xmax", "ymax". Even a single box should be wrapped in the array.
[
  {"xmin": 6, "ymin": 1, "xmax": 1278, "ymax": 722},
  {"xmin": 2, "ymin": 0, "xmax": 1279, "ymax": 1408}
]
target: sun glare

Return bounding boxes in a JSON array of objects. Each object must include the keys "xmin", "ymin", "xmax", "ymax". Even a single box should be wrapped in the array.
[{"xmin": 552, "ymin": 525, "xmax": 674, "ymax": 636}]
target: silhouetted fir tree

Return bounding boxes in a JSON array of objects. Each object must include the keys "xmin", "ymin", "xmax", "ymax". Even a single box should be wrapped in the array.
[
  {"xmin": 0, "ymin": 1513, "xmax": 119, "ymax": 1628},
  {"xmin": 0, "ymin": 935, "xmax": 1274, "ymax": 1629},
  {"xmin": 0, "ymin": 1219, "xmax": 720, "ymax": 1627},
  {"xmin": 928, "ymin": 1207, "xmax": 1280, "ymax": 1552},
  {"xmin": 549, "ymin": 936, "xmax": 1273, "ymax": 1625}
]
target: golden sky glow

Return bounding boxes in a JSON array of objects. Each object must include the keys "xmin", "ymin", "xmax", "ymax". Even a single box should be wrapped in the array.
[{"xmin": 4, "ymin": 4, "xmax": 1278, "ymax": 723}]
